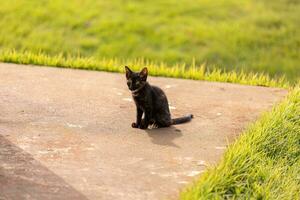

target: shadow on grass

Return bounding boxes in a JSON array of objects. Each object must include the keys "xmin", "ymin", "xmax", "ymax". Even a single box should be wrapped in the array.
[
  {"xmin": 145, "ymin": 126, "xmax": 182, "ymax": 148},
  {"xmin": 0, "ymin": 134, "xmax": 88, "ymax": 200}
]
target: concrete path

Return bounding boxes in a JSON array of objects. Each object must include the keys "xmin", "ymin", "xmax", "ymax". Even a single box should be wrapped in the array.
[{"xmin": 0, "ymin": 63, "xmax": 287, "ymax": 200}]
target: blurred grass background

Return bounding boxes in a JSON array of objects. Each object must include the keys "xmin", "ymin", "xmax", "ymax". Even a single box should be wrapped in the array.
[{"xmin": 0, "ymin": 0, "xmax": 299, "ymax": 81}]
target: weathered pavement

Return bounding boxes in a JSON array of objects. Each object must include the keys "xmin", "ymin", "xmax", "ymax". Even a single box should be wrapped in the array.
[{"xmin": 0, "ymin": 63, "xmax": 287, "ymax": 200}]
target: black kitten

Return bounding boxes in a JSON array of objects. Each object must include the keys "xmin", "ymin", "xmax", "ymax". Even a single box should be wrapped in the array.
[{"xmin": 125, "ymin": 66, "xmax": 193, "ymax": 129}]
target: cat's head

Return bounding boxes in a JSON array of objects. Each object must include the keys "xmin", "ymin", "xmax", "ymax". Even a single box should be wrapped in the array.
[{"xmin": 125, "ymin": 66, "xmax": 148, "ymax": 91}]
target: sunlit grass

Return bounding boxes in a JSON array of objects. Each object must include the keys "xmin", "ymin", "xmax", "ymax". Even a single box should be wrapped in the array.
[
  {"xmin": 181, "ymin": 86, "xmax": 300, "ymax": 199},
  {"xmin": 0, "ymin": 50, "xmax": 289, "ymax": 88},
  {"xmin": 0, "ymin": 0, "xmax": 299, "ymax": 80}
]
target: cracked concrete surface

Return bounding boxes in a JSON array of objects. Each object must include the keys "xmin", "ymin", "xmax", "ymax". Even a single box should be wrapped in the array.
[{"xmin": 0, "ymin": 63, "xmax": 287, "ymax": 200}]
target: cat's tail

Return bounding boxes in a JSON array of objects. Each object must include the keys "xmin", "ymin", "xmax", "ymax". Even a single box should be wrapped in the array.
[{"xmin": 171, "ymin": 114, "xmax": 193, "ymax": 125}]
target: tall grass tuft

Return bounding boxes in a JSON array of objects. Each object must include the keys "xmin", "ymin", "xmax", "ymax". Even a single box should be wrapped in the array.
[
  {"xmin": 0, "ymin": 50, "xmax": 289, "ymax": 88},
  {"xmin": 181, "ymin": 86, "xmax": 300, "ymax": 200}
]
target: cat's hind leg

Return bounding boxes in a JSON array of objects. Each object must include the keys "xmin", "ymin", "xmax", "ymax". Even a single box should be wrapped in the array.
[{"xmin": 155, "ymin": 115, "xmax": 172, "ymax": 128}]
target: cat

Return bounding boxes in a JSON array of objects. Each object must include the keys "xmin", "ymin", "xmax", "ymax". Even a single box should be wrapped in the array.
[{"xmin": 125, "ymin": 66, "xmax": 193, "ymax": 129}]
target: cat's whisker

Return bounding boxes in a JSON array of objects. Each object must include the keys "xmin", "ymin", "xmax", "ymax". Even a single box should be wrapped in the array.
[
  {"xmin": 169, "ymin": 106, "xmax": 176, "ymax": 110},
  {"xmin": 122, "ymin": 98, "xmax": 133, "ymax": 102}
]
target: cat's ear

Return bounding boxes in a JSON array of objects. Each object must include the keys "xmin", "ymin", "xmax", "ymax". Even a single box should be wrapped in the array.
[
  {"xmin": 139, "ymin": 67, "xmax": 148, "ymax": 81},
  {"xmin": 125, "ymin": 66, "xmax": 132, "ymax": 79}
]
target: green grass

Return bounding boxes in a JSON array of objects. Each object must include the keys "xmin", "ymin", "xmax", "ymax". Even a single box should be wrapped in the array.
[
  {"xmin": 0, "ymin": 1, "xmax": 299, "ymax": 198},
  {"xmin": 0, "ymin": 50, "xmax": 289, "ymax": 88},
  {"xmin": 180, "ymin": 86, "xmax": 300, "ymax": 200},
  {"xmin": 0, "ymin": 0, "xmax": 299, "ymax": 81}
]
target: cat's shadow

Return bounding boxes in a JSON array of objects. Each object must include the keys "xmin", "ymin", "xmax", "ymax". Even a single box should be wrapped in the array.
[{"xmin": 145, "ymin": 126, "xmax": 182, "ymax": 148}]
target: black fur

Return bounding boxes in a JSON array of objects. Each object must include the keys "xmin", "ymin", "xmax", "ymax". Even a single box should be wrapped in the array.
[{"xmin": 125, "ymin": 66, "xmax": 193, "ymax": 129}]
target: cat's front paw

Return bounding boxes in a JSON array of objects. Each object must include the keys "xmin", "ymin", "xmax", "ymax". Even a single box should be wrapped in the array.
[
  {"xmin": 131, "ymin": 122, "xmax": 139, "ymax": 128},
  {"xmin": 139, "ymin": 121, "xmax": 148, "ymax": 129},
  {"xmin": 139, "ymin": 125, "xmax": 148, "ymax": 129}
]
